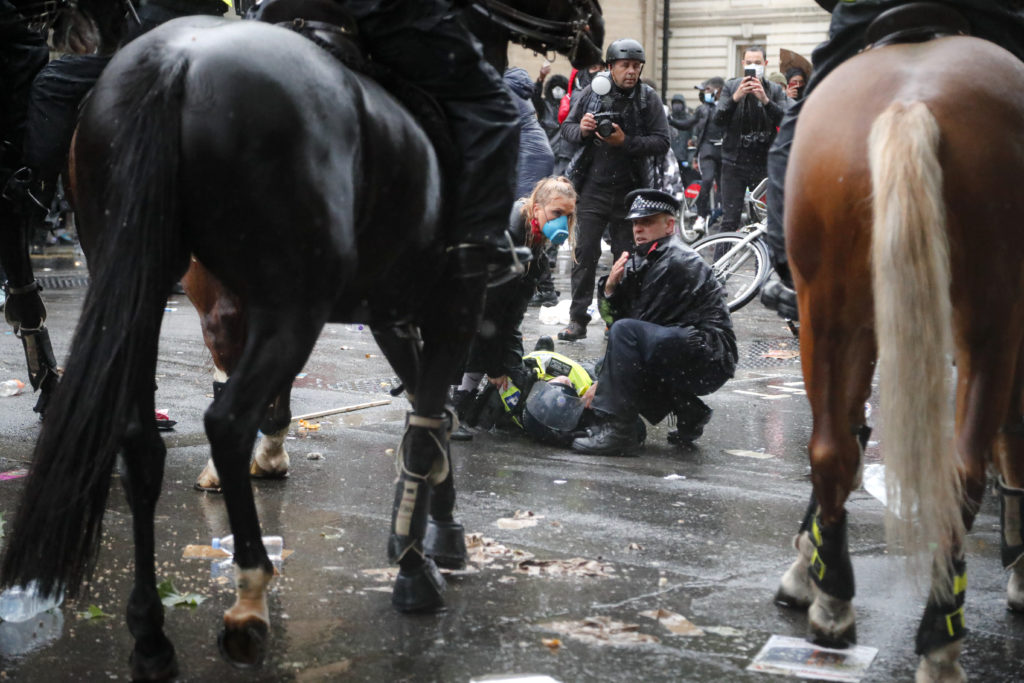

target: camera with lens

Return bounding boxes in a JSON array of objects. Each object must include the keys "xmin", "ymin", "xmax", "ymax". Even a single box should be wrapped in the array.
[{"xmin": 593, "ymin": 111, "xmax": 620, "ymax": 138}]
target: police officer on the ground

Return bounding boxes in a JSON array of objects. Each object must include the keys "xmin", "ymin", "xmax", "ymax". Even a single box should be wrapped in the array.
[
  {"xmin": 557, "ymin": 38, "xmax": 671, "ymax": 342},
  {"xmin": 571, "ymin": 189, "xmax": 738, "ymax": 455},
  {"xmin": 761, "ymin": 0, "xmax": 1024, "ymax": 320}
]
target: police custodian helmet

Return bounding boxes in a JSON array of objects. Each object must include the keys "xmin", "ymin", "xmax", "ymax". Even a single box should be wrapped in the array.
[{"xmin": 605, "ymin": 38, "xmax": 645, "ymax": 64}]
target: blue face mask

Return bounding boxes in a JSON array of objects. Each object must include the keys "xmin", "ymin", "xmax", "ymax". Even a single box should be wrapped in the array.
[
  {"xmin": 704, "ymin": 92, "xmax": 714, "ymax": 103},
  {"xmin": 541, "ymin": 214, "xmax": 569, "ymax": 245}
]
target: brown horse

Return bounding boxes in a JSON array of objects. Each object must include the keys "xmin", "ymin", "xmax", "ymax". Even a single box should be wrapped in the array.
[{"xmin": 774, "ymin": 36, "xmax": 1024, "ymax": 681}]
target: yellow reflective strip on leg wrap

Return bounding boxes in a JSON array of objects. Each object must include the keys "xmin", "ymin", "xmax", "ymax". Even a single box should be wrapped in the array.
[
  {"xmin": 811, "ymin": 549, "xmax": 826, "ymax": 581},
  {"xmin": 953, "ymin": 572, "xmax": 967, "ymax": 596},
  {"xmin": 945, "ymin": 606, "xmax": 965, "ymax": 637},
  {"xmin": 811, "ymin": 517, "xmax": 822, "ymax": 547}
]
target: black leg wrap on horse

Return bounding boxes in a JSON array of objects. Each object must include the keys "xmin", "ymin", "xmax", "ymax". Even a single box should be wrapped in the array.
[
  {"xmin": 854, "ymin": 424, "xmax": 872, "ymax": 452},
  {"xmin": 808, "ymin": 510, "xmax": 855, "ymax": 602},
  {"xmin": 998, "ymin": 476, "xmax": 1024, "ymax": 569},
  {"xmin": 797, "ymin": 490, "xmax": 817, "ymax": 535},
  {"xmin": 213, "ymin": 380, "xmax": 227, "ymax": 401},
  {"xmin": 915, "ymin": 557, "xmax": 967, "ymax": 655},
  {"xmin": 424, "ymin": 519, "xmax": 467, "ymax": 570},
  {"xmin": 391, "ymin": 556, "xmax": 445, "ymax": 613}
]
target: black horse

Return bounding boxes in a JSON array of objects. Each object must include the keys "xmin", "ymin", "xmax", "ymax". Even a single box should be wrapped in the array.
[{"xmin": 0, "ymin": 0, "xmax": 602, "ymax": 679}]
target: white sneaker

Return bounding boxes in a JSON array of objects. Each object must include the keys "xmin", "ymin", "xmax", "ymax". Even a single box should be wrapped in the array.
[{"xmin": 692, "ymin": 216, "xmax": 706, "ymax": 235}]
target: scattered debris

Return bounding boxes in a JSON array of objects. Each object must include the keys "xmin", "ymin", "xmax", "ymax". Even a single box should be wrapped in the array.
[
  {"xmin": 704, "ymin": 626, "xmax": 745, "ymax": 637},
  {"xmin": 0, "ymin": 468, "xmax": 29, "ymax": 482},
  {"xmin": 639, "ymin": 609, "xmax": 703, "ymax": 636},
  {"xmin": 762, "ymin": 349, "xmax": 800, "ymax": 360},
  {"xmin": 466, "ymin": 534, "xmax": 535, "ymax": 566},
  {"xmin": 748, "ymin": 635, "xmax": 877, "ymax": 681},
  {"xmin": 306, "ymin": 452, "xmax": 324, "ymax": 460},
  {"xmin": 497, "ymin": 510, "xmax": 543, "ymax": 530},
  {"xmin": 361, "ymin": 568, "xmax": 399, "ymax": 582},
  {"xmin": 663, "ymin": 474, "xmax": 685, "ymax": 480},
  {"xmin": 540, "ymin": 616, "xmax": 658, "ymax": 647},
  {"xmin": 516, "ymin": 558, "xmax": 614, "ymax": 579},
  {"xmin": 541, "ymin": 637, "xmax": 561, "ymax": 651},
  {"xmin": 154, "ymin": 409, "xmax": 176, "ymax": 431},
  {"xmin": 157, "ymin": 579, "xmax": 206, "ymax": 608},
  {"xmin": 725, "ymin": 449, "xmax": 774, "ymax": 460},
  {"xmin": 470, "ymin": 675, "xmax": 562, "ymax": 683},
  {"xmin": 79, "ymin": 605, "xmax": 112, "ymax": 620},
  {"xmin": 182, "ymin": 544, "xmax": 293, "ymax": 560},
  {"xmin": 626, "ymin": 543, "xmax": 643, "ymax": 551},
  {"xmin": 553, "ymin": 480, "xmax": 567, "ymax": 485}
]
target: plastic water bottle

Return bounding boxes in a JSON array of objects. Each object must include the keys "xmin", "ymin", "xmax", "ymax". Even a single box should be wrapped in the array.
[
  {"xmin": 0, "ymin": 379, "xmax": 25, "ymax": 397},
  {"xmin": 212, "ymin": 534, "xmax": 283, "ymax": 560},
  {"xmin": 0, "ymin": 581, "xmax": 64, "ymax": 623}
]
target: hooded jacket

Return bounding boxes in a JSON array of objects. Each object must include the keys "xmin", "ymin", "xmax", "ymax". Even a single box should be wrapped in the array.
[{"xmin": 503, "ymin": 67, "xmax": 555, "ymax": 197}]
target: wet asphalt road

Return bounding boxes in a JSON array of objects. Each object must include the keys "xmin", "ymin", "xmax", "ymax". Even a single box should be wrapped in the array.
[{"xmin": 0, "ymin": 249, "xmax": 1022, "ymax": 682}]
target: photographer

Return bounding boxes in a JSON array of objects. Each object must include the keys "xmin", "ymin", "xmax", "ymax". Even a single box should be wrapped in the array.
[
  {"xmin": 557, "ymin": 39, "xmax": 671, "ymax": 341},
  {"xmin": 713, "ymin": 46, "xmax": 787, "ymax": 234}
]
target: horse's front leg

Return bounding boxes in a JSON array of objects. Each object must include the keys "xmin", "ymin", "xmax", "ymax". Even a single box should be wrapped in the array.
[{"xmin": 120, "ymin": 407, "xmax": 178, "ymax": 680}]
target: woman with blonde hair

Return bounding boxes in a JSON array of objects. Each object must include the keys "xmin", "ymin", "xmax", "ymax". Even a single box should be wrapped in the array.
[{"xmin": 452, "ymin": 176, "xmax": 577, "ymax": 439}]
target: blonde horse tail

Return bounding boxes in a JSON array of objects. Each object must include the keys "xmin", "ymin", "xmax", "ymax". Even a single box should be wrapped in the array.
[{"xmin": 869, "ymin": 100, "xmax": 963, "ymax": 601}]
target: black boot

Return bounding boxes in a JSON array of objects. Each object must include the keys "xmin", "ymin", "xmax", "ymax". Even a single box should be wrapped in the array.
[
  {"xmin": 571, "ymin": 413, "xmax": 642, "ymax": 455},
  {"xmin": 667, "ymin": 396, "xmax": 712, "ymax": 445},
  {"xmin": 557, "ymin": 320, "xmax": 587, "ymax": 341},
  {"xmin": 761, "ymin": 261, "xmax": 799, "ymax": 321},
  {"xmin": 449, "ymin": 388, "xmax": 476, "ymax": 442},
  {"xmin": 529, "ymin": 289, "xmax": 559, "ymax": 307}
]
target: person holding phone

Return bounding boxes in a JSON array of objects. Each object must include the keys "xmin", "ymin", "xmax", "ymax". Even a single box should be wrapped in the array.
[{"xmin": 711, "ymin": 46, "xmax": 787, "ymax": 236}]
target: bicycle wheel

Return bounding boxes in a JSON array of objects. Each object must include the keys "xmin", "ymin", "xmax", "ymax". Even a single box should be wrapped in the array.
[{"xmin": 690, "ymin": 232, "xmax": 771, "ymax": 311}]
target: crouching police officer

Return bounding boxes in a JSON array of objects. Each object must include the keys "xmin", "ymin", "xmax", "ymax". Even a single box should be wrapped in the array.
[{"xmin": 572, "ymin": 189, "xmax": 738, "ymax": 455}]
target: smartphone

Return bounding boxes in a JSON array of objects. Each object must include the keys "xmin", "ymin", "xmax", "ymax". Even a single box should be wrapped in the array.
[{"xmin": 744, "ymin": 67, "xmax": 756, "ymax": 78}]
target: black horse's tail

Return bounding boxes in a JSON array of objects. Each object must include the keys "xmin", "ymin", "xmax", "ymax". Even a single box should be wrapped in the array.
[{"xmin": 1, "ymin": 47, "xmax": 192, "ymax": 598}]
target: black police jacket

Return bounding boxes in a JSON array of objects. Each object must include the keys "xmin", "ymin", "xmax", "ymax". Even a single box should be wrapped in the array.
[{"xmin": 597, "ymin": 237, "xmax": 737, "ymax": 364}]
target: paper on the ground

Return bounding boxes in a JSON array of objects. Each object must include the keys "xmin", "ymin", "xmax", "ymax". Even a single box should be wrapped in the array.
[
  {"xmin": 862, "ymin": 463, "xmax": 886, "ymax": 505},
  {"xmin": 470, "ymin": 676, "xmax": 561, "ymax": 683},
  {"xmin": 747, "ymin": 635, "xmax": 877, "ymax": 681},
  {"xmin": 538, "ymin": 299, "xmax": 598, "ymax": 326}
]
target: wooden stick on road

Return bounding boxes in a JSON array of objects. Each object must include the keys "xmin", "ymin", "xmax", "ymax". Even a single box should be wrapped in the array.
[{"xmin": 290, "ymin": 399, "xmax": 392, "ymax": 423}]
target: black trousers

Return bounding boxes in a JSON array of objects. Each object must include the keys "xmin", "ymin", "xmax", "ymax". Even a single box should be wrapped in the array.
[
  {"xmin": 719, "ymin": 156, "xmax": 766, "ymax": 233},
  {"xmin": 766, "ymin": 0, "xmax": 1024, "ymax": 271},
  {"xmin": 535, "ymin": 242, "xmax": 559, "ymax": 295},
  {"xmin": 569, "ymin": 183, "xmax": 633, "ymax": 324},
  {"xmin": 369, "ymin": 15, "xmax": 518, "ymax": 249},
  {"xmin": 695, "ymin": 147, "xmax": 721, "ymax": 219},
  {"xmin": 590, "ymin": 319, "xmax": 734, "ymax": 424}
]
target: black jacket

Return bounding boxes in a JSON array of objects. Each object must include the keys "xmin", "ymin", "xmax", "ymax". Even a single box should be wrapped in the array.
[
  {"xmin": 561, "ymin": 82, "xmax": 671, "ymax": 191},
  {"xmin": 598, "ymin": 237, "xmax": 737, "ymax": 365},
  {"xmin": 713, "ymin": 77, "xmax": 787, "ymax": 163}
]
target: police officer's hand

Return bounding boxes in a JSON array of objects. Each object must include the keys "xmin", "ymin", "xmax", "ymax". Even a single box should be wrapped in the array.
[
  {"xmin": 488, "ymin": 375, "xmax": 508, "ymax": 389},
  {"xmin": 582, "ymin": 382, "xmax": 597, "ymax": 409},
  {"xmin": 604, "ymin": 251, "xmax": 629, "ymax": 296},
  {"xmin": 580, "ymin": 112, "xmax": 598, "ymax": 137},
  {"xmin": 597, "ymin": 123, "xmax": 626, "ymax": 146}
]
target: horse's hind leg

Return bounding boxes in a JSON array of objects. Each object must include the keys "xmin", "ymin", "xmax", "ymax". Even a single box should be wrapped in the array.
[
  {"xmin": 251, "ymin": 391, "xmax": 291, "ymax": 479},
  {"xmin": 782, "ymin": 310, "xmax": 875, "ymax": 648},
  {"xmin": 203, "ymin": 308, "xmax": 327, "ymax": 665},
  {"xmin": 120, "ymin": 388, "xmax": 178, "ymax": 679},
  {"xmin": 995, "ymin": 341, "xmax": 1024, "ymax": 613}
]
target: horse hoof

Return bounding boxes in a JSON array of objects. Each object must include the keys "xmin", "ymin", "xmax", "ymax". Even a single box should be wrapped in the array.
[
  {"xmin": 424, "ymin": 520, "xmax": 467, "ymax": 570},
  {"xmin": 775, "ymin": 561, "xmax": 813, "ymax": 610},
  {"xmin": 218, "ymin": 618, "xmax": 268, "ymax": 669},
  {"xmin": 808, "ymin": 592, "xmax": 856, "ymax": 647},
  {"xmin": 392, "ymin": 558, "xmax": 446, "ymax": 613},
  {"xmin": 249, "ymin": 460, "xmax": 289, "ymax": 480},
  {"xmin": 195, "ymin": 460, "xmax": 222, "ymax": 493},
  {"xmin": 129, "ymin": 643, "xmax": 179, "ymax": 681},
  {"xmin": 1008, "ymin": 565, "xmax": 1024, "ymax": 612},
  {"xmin": 915, "ymin": 641, "xmax": 965, "ymax": 683}
]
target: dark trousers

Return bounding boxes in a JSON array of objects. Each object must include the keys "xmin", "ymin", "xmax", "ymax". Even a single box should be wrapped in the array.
[
  {"xmin": 766, "ymin": 0, "xmax": 1024, "ymax": 272},
  {"xmin": 535, "ymin": 242, "xmax": 559, "ymax": 295},
  {"xmin": 24, "ymin": 55, "xmax": 110, "ymax": 195},
  {"xmin": 591, "ymin": 319, "xmax": 733, "ymax": 424},
  {"xmin": 695, "ymin": 148, "xmax": 721, "ymax": 219},
  {"xmin": 369, "ymin": 16, "xmax": 518, "ymax": 248},
  {"xmin": 569, "ymin": 184, "xmax": 633, "ymax": 324},
  {"xmin": 719, "ymin": 156, "xmax": 766, "ymax": 233}
]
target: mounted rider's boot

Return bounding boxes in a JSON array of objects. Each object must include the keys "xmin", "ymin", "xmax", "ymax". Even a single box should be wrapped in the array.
[
  {"xmin": 760, "ymin": 259, "xmax": 799, "ymax": 321},
  {"xmin": 4, "ymin": 280, "xmax": 59, "ymax": 416}
]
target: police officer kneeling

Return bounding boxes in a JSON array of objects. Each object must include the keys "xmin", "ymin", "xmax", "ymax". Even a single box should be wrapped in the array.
[{"xmin": 572, "ymin": 189, "xmax": 738, "ymax": 455}]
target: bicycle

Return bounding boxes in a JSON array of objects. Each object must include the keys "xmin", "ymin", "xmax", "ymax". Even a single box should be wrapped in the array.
[{"xmin": 689, "ymin": 178, "xmax": 772, "ymax": 312}]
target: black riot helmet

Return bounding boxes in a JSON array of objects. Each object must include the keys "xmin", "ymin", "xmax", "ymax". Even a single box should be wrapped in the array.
[
  {"xmin": 522, "ymin": 381, "xmax": 585, "ymax": 447},
  {"xmin": 605, "ymin": 39, "xmax": 645, "ymax": 65}
]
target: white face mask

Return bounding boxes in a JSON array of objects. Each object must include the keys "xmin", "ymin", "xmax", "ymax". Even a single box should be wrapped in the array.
[
  {"xmin": 551, "ymin": 86, "xmax": 566, "ymax": 101},
  {"xmin": 747, "ymin": 63, "xmax": 765, "ymax": 80}
]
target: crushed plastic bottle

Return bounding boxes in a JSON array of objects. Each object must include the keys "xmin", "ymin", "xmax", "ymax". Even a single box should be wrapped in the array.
[
  {"xmin": 0, "ymin": 581, "xmax": 64, "ymax": 623},
  {"xmin": 212, "ymin": 534, "xmax": 283, "ymax": 561},
  {"xmin": 0, "ymin": 379, "xmax": 25, "ymax": 397}
]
